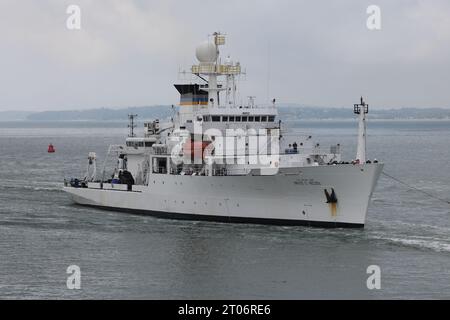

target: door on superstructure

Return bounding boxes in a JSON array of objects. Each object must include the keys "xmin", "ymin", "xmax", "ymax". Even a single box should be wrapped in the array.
[{"xmin": 152, "ymin": 157, "xmax": 167, "ymax": 174}]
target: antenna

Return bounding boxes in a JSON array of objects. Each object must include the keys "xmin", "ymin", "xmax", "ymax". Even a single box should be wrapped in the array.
[
  {"xmin": 354, "ymin": 96, "xmax": 369, "ymax": 114},
  {"xmin": 128, "ymin": 114, "xmax": 138, "ymax": 137},
  {"xmin": 267, "ymin": 39, "xmax": 271, "ymax": 103}
]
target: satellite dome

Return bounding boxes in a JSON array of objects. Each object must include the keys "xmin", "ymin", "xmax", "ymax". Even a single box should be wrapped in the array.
[{"xmin": 195, "ymin": 41, "xmax": 217, "ymax": 63}]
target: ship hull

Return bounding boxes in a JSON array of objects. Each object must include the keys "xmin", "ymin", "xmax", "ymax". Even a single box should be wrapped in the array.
[{"xmin": 64, "ymin": 164, "xmax": 383, "ymax": 228}]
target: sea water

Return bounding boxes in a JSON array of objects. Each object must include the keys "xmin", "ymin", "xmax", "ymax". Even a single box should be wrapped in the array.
[{"xmin": 0, "ymin": 120, "xmax": 449, "ymax": 299}]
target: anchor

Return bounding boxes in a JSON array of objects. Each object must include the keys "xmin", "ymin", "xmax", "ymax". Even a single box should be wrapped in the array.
[{"xmin": 324, "ymin": 188, "xmax": 338, "ymax": 216}]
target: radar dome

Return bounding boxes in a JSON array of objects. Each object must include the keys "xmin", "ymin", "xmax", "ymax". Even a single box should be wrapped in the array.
[{"xmin": 195, "ymin": 41, "xmax": 217, "ymax": 63}]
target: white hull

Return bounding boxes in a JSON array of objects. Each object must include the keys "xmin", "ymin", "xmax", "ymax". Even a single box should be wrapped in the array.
[{"xmin": 64, "ymin": 164, "xmax": 383, "ymax": 228}]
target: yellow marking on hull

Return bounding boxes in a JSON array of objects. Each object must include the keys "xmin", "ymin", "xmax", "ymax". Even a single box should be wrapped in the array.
[{"xmin": 330, "ymin": 203, "xmax": 337, "ymax": 217}]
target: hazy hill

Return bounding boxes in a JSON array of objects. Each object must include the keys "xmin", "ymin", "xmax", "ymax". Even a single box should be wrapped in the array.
[
  {"xmin": 0, "ymin": 111, "xmax": 33, "ymax": 121},
  {"xmin": 25, "ymin": 106, "xmax": 173, "ymax": 121},
  {"xmin": 278, "ymin": 106, "xmax": 450, "ymax": 120},
  {"xmin": 2, "ymin": 105, "xmax": 450, "ymax": 121}
]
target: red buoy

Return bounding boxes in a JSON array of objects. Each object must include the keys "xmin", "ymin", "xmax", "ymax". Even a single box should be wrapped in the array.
[{"xmin": 48, "ymin": 144, "xmax": 55, "ymax": 153}]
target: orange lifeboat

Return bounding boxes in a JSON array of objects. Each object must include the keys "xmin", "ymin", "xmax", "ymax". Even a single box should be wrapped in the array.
[
  {"xmin": 48, "ymin": 144, "xmax": 55, "ymax": 153},
  {"xmin": 183, "ymin": 140, "xmax": 211, "ymax": 159}
]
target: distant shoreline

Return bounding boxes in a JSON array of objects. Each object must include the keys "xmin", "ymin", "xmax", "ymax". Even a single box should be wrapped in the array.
[
  {"xmin": 2, "ymin": 118, "xmax": 450, "ymax": 122},
  {"xmin": 1, "ymin": 105, "xmax": 450, "ymax": 121}
]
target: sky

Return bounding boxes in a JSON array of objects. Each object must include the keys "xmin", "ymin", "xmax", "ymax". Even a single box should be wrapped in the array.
[{"xmin": 1, "ymin": 0, "xmax": 450, "ymax": 111}]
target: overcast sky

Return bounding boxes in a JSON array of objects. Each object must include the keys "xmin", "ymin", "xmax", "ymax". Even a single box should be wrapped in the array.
[{"xmin": 1, "ymin": 0, "xmax": 450, "ymax": 111}]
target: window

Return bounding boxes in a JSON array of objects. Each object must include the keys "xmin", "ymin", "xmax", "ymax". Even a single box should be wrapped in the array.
[
  {"xmin": 254, "ymin": 116, "xmax": 261, "ymax": 122},
  {"xmin": 268, "ymin": 115, "xmax": 275, "ymax": 122},
  {"xmin": 241, "ymin": 116, "xmax": 248, "ymax": 122},
  {"xmin": 261, "ymin": 116, "xmax": 267, "ymax": 122},
  {"xmin": 248, "ymin": 116, "xmax": 254, "ymax": 121},
  {"xmin": 222, "ymin": 116, "xmax": 228, "ymax": 122},
  {"xmin": 235, "ymin": 116, "xmax": 241, "ymax": 122},
  {"xmin": 145, "ymin": 141, "xmax": 154, "ymax": 147},
  {"xmin": 229, "ymin": 116, "xmax": 235, "ymax": 122},
  {"xmin": 212, "ymin": 116, "xmax": 221, "ymax": 122},
  {"xmin": 203, "ymin": 115, "xmax": 210, "ymax": 122}
]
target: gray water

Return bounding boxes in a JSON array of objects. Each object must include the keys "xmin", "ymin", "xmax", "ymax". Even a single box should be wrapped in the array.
[{"xmin": 0, "ymin": 120, "xmax": 449, "ymax": 299}]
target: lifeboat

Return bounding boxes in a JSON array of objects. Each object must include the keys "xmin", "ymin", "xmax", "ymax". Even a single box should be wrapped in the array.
[
  {"xmin": 183, "ymin": 140, "xmax": 211, "ymax": 159},
  {"xmin": 48, "ymin": 144, "xmax": 55, "ymax": 153}
]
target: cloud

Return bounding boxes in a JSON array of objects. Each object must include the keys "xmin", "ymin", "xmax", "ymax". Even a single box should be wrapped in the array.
[
  {"xmin": 1, "ymin": 0, "xmax": 195, "ymax": 68},
  {"xmin": 0, "ymin": 0, "xmax": 450, "ymax": 110}
]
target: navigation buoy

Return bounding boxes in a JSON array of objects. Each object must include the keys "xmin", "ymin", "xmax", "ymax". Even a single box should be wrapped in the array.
[{"xmin": 48, "ymin": 144, "xmax": 55, "ymax": 153}]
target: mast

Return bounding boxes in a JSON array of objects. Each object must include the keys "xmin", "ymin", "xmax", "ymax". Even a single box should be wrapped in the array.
[
  {"xmin": 353, "ymin": 97, "xmax": 368, "ymax": 163},
  {"xmin": 190, "ymin": 32, "xmax": 242, "ymax": 109},
  {"xmin": 128, "ymin": 114, "xmax": 138, "ymax": 137}
]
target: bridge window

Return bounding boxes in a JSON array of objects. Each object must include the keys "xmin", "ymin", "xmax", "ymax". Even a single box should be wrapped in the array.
[
  {"xmin": 222, "ymin": 116, "xmax": 228, "ymax": 122},
  {"xmin": 261, "ymin": 116, "xmax": 267, "ymax": 122},
  {"xmin": 203, "ymin": 115, "xmax": 210, "ymax": 122},
  {"xmin": 254, "ymin": 116, "xmax": 261, "ymax": 122},
  {"xmin": 248, "ymin": 116, "xmax": 254, "ymax": 122},
  {"xmin": 241, "ymin": 116, "xmax": 248, "ymax": 122},
  {"xmin": 235, "ymin": 116, "xmax": 241, "ymax": 122},
  {"xmin": 212, "ymin": 116, "xmax": 221, "ymax": 122},
  {"xmin": 127, "ymin": 141, "xmax": 145, "ymax": 147},
  {"xmin": 268, "ymin": 115, "xmax": 275, "ymax": 122},
  {"xmin": 229, "ymin": 116, "xmax": 235, "ymax": 122}
]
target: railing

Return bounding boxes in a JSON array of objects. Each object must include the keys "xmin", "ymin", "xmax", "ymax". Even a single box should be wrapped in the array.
[
  {"xmin": 153, "ymin": 167, "xmax": 167, "ymax": 174},
  {"xmin": 282, "ymin": 145, "xmax": 340, "ymax": 156},
  {"xmin": 153, "ymin": 146, "xmax": 168, "ymax": 155},
  {"xmin": 191, "ymin": 64, "xmax": 241, "ymax": 75},
  {"xmin": 213, "ymin": 168, "xmax": 227, "ymax": 176}
]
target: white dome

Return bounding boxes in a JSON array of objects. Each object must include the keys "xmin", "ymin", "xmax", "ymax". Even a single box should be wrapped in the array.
[{"xmin": 195, "ymin": 41, "xmax": 217, "ymax": 63}]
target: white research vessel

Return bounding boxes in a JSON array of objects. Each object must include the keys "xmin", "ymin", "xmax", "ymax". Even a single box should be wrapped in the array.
[{"xmin": 64, "ymin": 32, "xmax": 383, "ymax": 228}]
